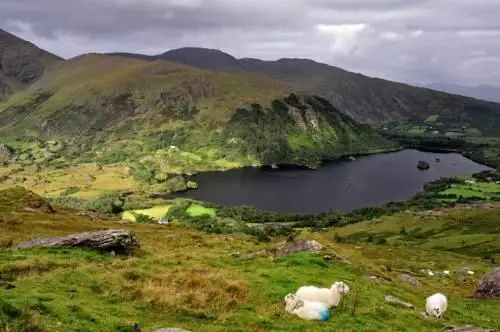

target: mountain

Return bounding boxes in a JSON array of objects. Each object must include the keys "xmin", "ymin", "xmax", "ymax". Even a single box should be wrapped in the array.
[
  {"xmin": 0, "ymin": 28, "xmax": 62, "ymax": 100},
  {"xmin": 109, "ymin": 48, "xmax": 500, "ymax": 133},
  {"xmin": 0, "ymin": 53, "xmax": 394, "ymax": 172},
  {"xmin": 425, "ymin": 82, "xmax": 500, "ymax": 103}
]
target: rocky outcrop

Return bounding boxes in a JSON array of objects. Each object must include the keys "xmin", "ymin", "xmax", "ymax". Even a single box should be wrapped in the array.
[
  {"xmin": 17, "ymin": 229, "xmax": 139, "ymax": 255},
  {"xmin": 277, "ymin": 240, "xmax": 323, "ymax": 256},
  {"xmin": 475, "ymin": 268, "xmax": 500, "ymax": 299},
  {"xmin": 0, "ymin": 29, "xmax": 62, "ymax": 100}
]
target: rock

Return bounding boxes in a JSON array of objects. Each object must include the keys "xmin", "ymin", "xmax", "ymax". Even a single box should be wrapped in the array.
[
  {"xmin": 0, "ymin": 144, "xmax": 13, "ymax": 161},
  {"xmin": 443, "ymin": 325, "xmax": 497, "ymax": 332},
  {"xmin": 23, "ymin": 207, "xmax": 39, "ymax": 213},
  {"xmin": 17, "ymin": 229, "xmax": 139, "ymax": 255},
  {"xmin": 154, "ymin": 328, "xmax": 191, "ymax": 332},
  {"xmin": 384, "ymin": 295, "xmax": 415, "ymax": 309},
  {"xmin": 400, "ymin": 274, "xmax": 422, "ymax": 287},
  {"xmin": 276, "ymin": 240, "xmax": 323, "ymax": 256},
  {"xmin": 457, "ymin": 267, "xmax": 473, "ymax": 276},
  {"xmin": 475, "ymin": 268, "xmax": 500, "ymax": 299},
  {"xmin": 417, "ymin": 160, "xmax": 430, "ymax": 170}
]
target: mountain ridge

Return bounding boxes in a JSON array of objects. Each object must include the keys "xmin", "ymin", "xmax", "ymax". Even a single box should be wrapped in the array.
[
  {"xmin": 0, "ymin": 53, "xmax": 394, "ymax": 172},
  {"xmin": 106, "ymin": 48, "xmax": 500, "ymax": 129},
  {"xmin": 424, "ymin": 82, "xmax": 500, "ymax": 103},
  {"xmin": 0, "ymin": 28, "xmax": 62, "ymax": 100}
]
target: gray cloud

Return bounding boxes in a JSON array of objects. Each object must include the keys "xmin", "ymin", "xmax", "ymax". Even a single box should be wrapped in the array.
[{"xmin": 1, "ymin": 0, "xmax": 500, "ymax": 86}]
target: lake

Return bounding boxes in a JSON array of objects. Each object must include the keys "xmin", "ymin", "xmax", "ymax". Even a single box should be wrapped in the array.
[{"xmin": 176, "ymin": 150, "xmax": 490, "ymax": 214}]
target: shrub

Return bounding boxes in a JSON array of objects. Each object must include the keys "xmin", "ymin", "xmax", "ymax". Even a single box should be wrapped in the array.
[
  {"xmin": 133, "ymin": 213, "xmax": 156, "ymax": 224},
  {"xmin": 87, "ymin": 193, "xmax": 124, "ymax": 214},
  {"xmin": 133, "ymin": 167, "xmax": 155, "ymax": 184}
]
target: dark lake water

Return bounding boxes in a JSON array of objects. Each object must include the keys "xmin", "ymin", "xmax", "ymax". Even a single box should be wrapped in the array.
[{"xmin": 176, "ymin": 150, "xmax": 490, "ymax": 214}]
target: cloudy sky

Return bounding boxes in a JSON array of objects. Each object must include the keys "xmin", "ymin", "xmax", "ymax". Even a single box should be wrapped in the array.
[{"xmin": 1, "ymin": 0, "xmax": 499, "ymax": 86}]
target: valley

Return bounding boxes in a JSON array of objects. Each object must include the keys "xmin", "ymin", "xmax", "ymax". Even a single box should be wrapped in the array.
[{"xmin": 1, "ymin": 28, "xmax": 500, "ymax": 332}]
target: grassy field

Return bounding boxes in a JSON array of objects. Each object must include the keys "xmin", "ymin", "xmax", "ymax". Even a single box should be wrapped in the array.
[
  {"xmin": 0, "ymin": 187, "xmax": 499, "ymax": 331},
  {"xmin": 440, "ymin": 180, "xmax": 500, "ymax": 200},
  {"xmin": 122, "ymin": 205, "xmax": 171, "ymax": 222},
  {"xmin": 186, "ymin": 204, "xmax": 216, "ymax": 217},
  {"xmin": 0, "ymin": 163, "xmax": 139, "ymax": 198}
]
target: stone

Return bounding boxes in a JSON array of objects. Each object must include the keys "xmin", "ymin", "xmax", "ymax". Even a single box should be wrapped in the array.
[
  {"xmin": 384, "ymin": 295, "xmax": 415, "ymax": 309},
  {"xmin": 475, "ymin": 268, "xmax": 500, "ymax": 299},
  {"xmin": 457, "ymin": 267, "xmax": 472, "ymax": 275},
  {"xmin": 0, "ymin": 144, "xmax": 13, "ymax": 161},
  {"xmin": 154, "ymin": 328, "xmax": 192, "ymax": 332},
  {"xmin": 17, "ymin": 229, "xmax": 139, "ymax": 255},
  {"xmin": 400, "ymin": 274, "xmax": 422, "ymax": 287},
  {"xmin": 276, "ymin": 240, "xmax": 323, "ymax": 256}
]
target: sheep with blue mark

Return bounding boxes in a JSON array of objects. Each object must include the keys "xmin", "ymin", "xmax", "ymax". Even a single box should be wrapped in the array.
[{"xmin": 284, "ymin": 293, "xmax": 330, "ymax": 321}]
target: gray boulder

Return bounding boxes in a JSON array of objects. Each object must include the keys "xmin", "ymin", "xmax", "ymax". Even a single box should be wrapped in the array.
[
  {"xmin": 400, "ymin": 274, "xmax": 421, "ymax": 287},
  {"xmin": 154, "ymin": 329, "xmax": 192, "ymax": 332},
  {"xmin": 475, "ymin": 268, "xmax": 500, "ymax": 299},
  {"xmin": 17, "ymin": 229, "xmax": 139, "ymax": 255},
  {"xmin": 277, "ymin": 240, "xmax": 323, "ymax": 256}
]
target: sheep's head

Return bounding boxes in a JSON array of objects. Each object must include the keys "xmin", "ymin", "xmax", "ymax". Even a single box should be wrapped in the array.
[
  {"xmin": 332, "ymin": 281, "xmax": 350, "ymax": 294},
  {"xmin": 432, "ymin": 307, "xmax": 442, "ymax": 318},
  {"xmin": 284, "ymin": 294, "xmax": 303, "ymax": 312},
  {"xmin": 284, "ymin": 293, "xmax": 296, "ymax": 303}
]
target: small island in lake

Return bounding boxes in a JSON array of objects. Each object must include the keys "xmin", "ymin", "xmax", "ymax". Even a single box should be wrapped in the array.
[{"xmin": 417, "ymin": 160, "xmax": 430, "ymax": 170}]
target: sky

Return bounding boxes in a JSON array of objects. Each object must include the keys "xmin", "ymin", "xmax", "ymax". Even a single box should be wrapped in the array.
[{"xmin": 1, "ymin": 0, "xmax": 500, "ymax": 86}]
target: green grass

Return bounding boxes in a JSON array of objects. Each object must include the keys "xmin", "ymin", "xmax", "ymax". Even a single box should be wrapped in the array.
[
  {"xmin": 122, "ymin": 205, "xmax": 171, "ymax": 222},
  {"xmin": 425, "ymin": 115, "xmax": 439, "ymax": 123},
  {"xmin": 335, "ymin": 203, "xmax": 500, "ymax": 258},
  {"xmin": 186, "ymin": 204, "xmax": 216, "ymax": 217},
  {"xmin": 441, "ymin": 181, "xmax": 500, "ymax": 199}
]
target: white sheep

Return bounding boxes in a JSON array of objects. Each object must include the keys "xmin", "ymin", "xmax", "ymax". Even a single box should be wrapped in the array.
[
  {"xmin": 426, "ymin": 293, "xmax": 447, "ymax": 318},
  {"xmin": 295, "ymin": 281, "xmax": 350, "ymax": 308},
  {"xmin": 284, "ymin": 293, "xmax": 330, "ymax": 321}
]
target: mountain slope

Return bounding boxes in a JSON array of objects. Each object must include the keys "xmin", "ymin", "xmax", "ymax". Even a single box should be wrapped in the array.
[
  {"xmin": 0, "ymin": 54, "xmax": 394, "ymax": 171},
  {"xmin": 425, "ymin": 82, "xmax": 500, "ymax": 103},
  {"xmin": 0, "ymin": 29, "xmax": 62, "ymax": 100},
  {"xmin": 111, "ymin": 48, "xmax": 500, "ymax": 133}
]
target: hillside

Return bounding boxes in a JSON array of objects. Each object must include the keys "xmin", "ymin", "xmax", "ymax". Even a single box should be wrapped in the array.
[
  {"xmin": 0, "ymin": 53, "xmax": 395, "ymax": 182},
  {"xmin": 110, "ymin": 48, "xmax": 500, "ymax": 135},
  {"xmin": 0, "ymin": 187, "xmax": 499, "ymax": 331},
  {"xmin": 0, "ymin": 29, "xmax": 62, "ymax": 101}
]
